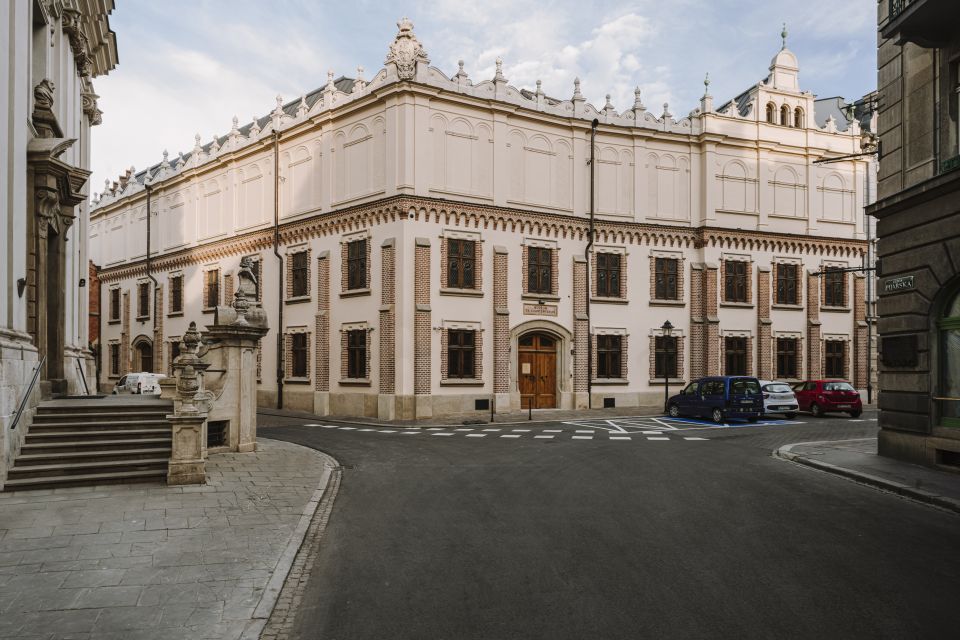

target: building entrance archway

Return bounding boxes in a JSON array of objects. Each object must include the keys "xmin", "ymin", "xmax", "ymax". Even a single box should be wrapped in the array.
[
  {"xmin": 518, "ymin": 332, "xmax": 558, "ymax": 409},
  {"xmin": 134, "ymin": 338, "xmax": 153, "ymax": 374}
]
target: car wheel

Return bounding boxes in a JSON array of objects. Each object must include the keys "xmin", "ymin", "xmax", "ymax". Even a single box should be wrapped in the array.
[
  {"xmin": 785, "ymin": 413, "xmax": 797, "ymax": 420},
  {"xmin": 810, "ymin": 403, "xmax": 823, "ymax": 418},
  {"xmin": 668, "ymin": 404, "xmax": 680, "ymax": 418},
  {"xmin": 849, "ymin": 410, "xmax": 862, "ymax": 418},
  {"xmin": 712, "ymin": 408, "xmax": 724, "ymax": 424}
]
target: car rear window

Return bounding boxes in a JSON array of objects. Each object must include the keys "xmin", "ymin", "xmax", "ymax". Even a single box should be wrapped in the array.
[
  {"xmin": 730, "ymin": 378, "xmax": 760, "ymax": 394},
  {"xmin": 824, "ymin": 382, "xmax": 855, "ymax": 392},
  {"xmin": 763, "ymin": 383, "xmax": 792, "ymax": 393}
]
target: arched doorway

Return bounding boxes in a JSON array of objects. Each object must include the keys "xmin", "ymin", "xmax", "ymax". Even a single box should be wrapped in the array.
[
  {"xmin": 134, "ymin": 339, "xmax": 153, "ymax": 373},
  {"xmin": 518, "ymin": 332, "xmax": 558, "ymax": 409},
  {"xmin": 938, "ymin": 286, "xmax": 960, "ymax": 427}
]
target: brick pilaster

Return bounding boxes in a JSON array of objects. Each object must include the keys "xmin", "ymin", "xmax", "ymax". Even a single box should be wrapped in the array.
[
  {"xmin": 380, "ymin": 239, "xmax": 396, "ymax": 394},
  {"xmin": 807, "ymin": 270, "xmax": 822, "ymax": 379},
  {"xmin": 414, "ymin": 238, "xmax": 431, "ymax": 395},
  {"xmin": 153, "ymin": 285, "xmax": 164, "ymax": 374},
  {"xmin": 689, "ymin": 264, "xmax": 705, "ymax": 380},
  {"xmin": 224, "ymin": 271, "xmax": 234, "ymax": 306},
  {"xmin": 705, "ymin": 263, "xmax": 720, "ymax": 376},
  {"xmin": 573, "ymin": 256, "xmax": 588, "ymax": 392},
  {"xmin": 121, "ymin": 291, "xmax": 130, "ymax": 375},
  {"xmin": 757, "ymin": 267, "xmax": 772, "ymax": 380},
  {"xmin": 493, "ymin": 246, "xmax": 510, "ymax": 393},
  {"xmin": 853, "ymin": 274, "xmax": 867, "ymax": 388},
  {"xmin": 315, "ymin": 252, "xmax": 330, "ymax": 391}
]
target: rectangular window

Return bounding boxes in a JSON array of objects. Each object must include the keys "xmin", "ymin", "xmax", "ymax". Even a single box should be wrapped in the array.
[
  {"xmin": 347, "ymin": 239, "xmax": 368, "ymax": 290},
  {"xmin": 724, "ymin": 260, "xmax": 747, "ymax": 303},
  {"xmin": 110, "ymin": 288, "xmax": 120, "ymax": 321},
  {"xmin": 347, "ymin": 329, "xmax": 367, "ymax": 379},
  {"xmin": 655, "ymin": 258, "xmax": 679, "ymax": 300},
  {"xmin": 596, "ymin": 335, "xmax": 622, "ymax": 379},
  {"xmin": 169, "ymin": 340, "xmax": 181, "ymax": 375},
  {"xmin": 291, "ymin": 333, "xmax": 308, "ymax": 378},
  {"xmin": 170, "ymin": 275, "xmax": 183, "ymax": 314},
  {"xmin": 137, "ymin": 282, "xmax": 150, "ymax": 318},
  {"xmin": 596, "ymin": 253, "xmax": 621, "ymax": 297},
  {"xmin": 447, "ymin": 239, "xmax": 476, "ymax": 289},
  {"xmin": 725, "ymin": 336, "xmax": 747, "ymax": 376},
  {"xmin": 527, "ymin": 247, "xmax": 552, "ymax": 294},
  {"xmin": 824, "ymin": 269, "xmax": 845, "ymax": 306},
  {"xmin": 291, "ymin": 251, "xmax": 309, "ymax": 298},
  {"xmin": 447, "ymin": 329, "xmax": 476, "ymax": 379},
  {"xmin": 825, "ymin": 340, "xmax": 846, "ymax": 377},
  {"xmin": 204, "ymin": 269, "xmax": 220, "ymax": 308},
  {"xmin": 655, "ymin": 336, "xmax": 678, "ymax": 379},
  {"xmin": 109, "ymin": 343, "xmax": 119, "ymax": 376},
  {"xmin": 776, "ymin": 263, "xmax": 799, "ymax": 305},
  {"xmin": 776, "ymin": 338, "xmax": 799, "ymax": 379}
]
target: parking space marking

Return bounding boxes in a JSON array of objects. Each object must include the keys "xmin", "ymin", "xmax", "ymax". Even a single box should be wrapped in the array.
[
  {"xmin": 466, "ymin": 433, "xmax": 487, "ymax": 438},
  {"xmin": 684, "ymin": 437, "xmax": 708, "ymax": 441},
  {"xmin": 647, "ymin": 437, "xmax": 670, "ymax": 441},
  {"xmin": 534, "ymin": 435, "xmax": 555, "ymax": 439},
  {"xmin": 432, "ymin": 432, "xmax": 454, "ymax": 436},
  {"xmin": 500, "ymin": 434, "xmax": 521, "ymax": 439},
  {"xmin": 609, "ymin": 436, "xmax": 632, "ymax": 441},
  {"xmin": 572, "ymin": 435, "xmax": 593, "ymax": 440}
]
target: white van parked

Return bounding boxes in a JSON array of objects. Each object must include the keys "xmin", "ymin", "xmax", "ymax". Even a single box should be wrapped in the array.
[{"xmin": 112, "ymin": 372, "xmax": 167, "ymax": 395}]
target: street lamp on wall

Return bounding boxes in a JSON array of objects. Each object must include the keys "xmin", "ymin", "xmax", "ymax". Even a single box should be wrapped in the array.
[{"xmin": 661, "ymin": 320, "xmax": 674, "ymax": 413}]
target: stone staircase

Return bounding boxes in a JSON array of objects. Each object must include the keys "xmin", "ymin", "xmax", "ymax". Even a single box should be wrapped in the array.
[{"xmin": 3, "ymin": 398, "xmax": 173, "ymax": 491}]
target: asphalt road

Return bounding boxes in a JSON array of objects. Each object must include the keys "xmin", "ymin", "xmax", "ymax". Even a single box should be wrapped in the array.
[{"xmin": 260, "ymin": 411, "xmax": 960, "ymax": 640}]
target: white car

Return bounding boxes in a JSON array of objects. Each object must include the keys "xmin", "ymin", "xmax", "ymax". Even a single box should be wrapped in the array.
[
  {"xmin": 758, "ymin": 380, "xmax": 799, "ymax": 419},
  {"xmin": 112, "ymin": 372, "xmax": 167, "ymax": 395}
]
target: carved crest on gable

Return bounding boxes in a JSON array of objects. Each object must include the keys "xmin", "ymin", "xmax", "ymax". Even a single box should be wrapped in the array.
[{"xmin": 384, "ymin": 17, "xmax": 429, "ymax": 80}]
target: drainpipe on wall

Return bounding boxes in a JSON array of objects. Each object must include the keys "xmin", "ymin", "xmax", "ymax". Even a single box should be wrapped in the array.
[
  {"xmin": 145, "ymin": 184, "xmax": 159, "ymax": 371},
  {"xmin": 273, "ymin": 130, "xmax": 284, "ymax": 409},
  {"xmin": 586, "ymin": 118, "xmax": 599, "ymax": 410}
]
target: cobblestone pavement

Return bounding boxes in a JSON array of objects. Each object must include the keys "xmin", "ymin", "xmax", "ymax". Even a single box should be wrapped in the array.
[{"xmin": 0, "ymin": 438, "xmax": 335, "ymax": 640}]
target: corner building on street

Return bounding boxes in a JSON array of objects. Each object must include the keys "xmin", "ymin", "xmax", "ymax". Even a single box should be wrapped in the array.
[{"xmin": 90, "ymin": 20, "xmax": 871, "ymax": 420}]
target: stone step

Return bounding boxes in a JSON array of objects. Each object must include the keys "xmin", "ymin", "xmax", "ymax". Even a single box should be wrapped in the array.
[
  {"xmin": 24, "ymin": 428, "xmax": 171, "ymax": 443},
  {"xmin": 3, "ymin": 469, "xmax": 167, "ymax": 491},
  {"xmin": 32, "ymin": 412, "xmax": 170, "ymax": 423},
  {"xmin": 29, "ymin": 419, "xmax": 171, "ymax": 431},
  {"xmin": 6, "ymin": 457, "xmax": 169, "ymax": 480},
  {"xmin": 36, "ymin": 403, "xmax": 172, "ymax": 416},
  {"xmin": 20, "ymin": 437, "xmax": 172, "ymax": 455},
  {"xmin": 13, "ymin": 448, "xmax": 172, "ymax": 466}
]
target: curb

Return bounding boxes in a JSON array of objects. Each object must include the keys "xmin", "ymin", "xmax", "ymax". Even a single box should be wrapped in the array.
[
  {"xmin": 240, "ymin": 439, "xmax": 341, "ymax": 640},
  {"xmin": 775, "ymin": 439, "xmax": 960, "ymax": 516}
]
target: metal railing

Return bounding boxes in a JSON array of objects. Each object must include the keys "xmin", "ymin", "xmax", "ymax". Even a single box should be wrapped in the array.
[
  {"xmin": 76, "ymin": 359, "xmax": 90, "ymax": 396},
  {"xmin": 9, "ymin": 355, "xmax": 45, "ymax": 430}
]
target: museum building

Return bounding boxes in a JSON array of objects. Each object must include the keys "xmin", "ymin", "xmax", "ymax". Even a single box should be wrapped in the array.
[{"xmin": 89, "ymin": 20, "xmax": 871, "ymax": 420}]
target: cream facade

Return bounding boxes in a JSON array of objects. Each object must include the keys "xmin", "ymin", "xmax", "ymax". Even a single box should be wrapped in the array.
[
  {"xmin": 90, "ymin": 20, "xmax": 870, "ymax": 420},
  {"xmin": 1, "ymin": 1, "xmax": 117, "ymax": 481}
]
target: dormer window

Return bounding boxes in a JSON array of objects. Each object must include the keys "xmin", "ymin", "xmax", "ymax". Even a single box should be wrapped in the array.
[
  {"xmin": 780, "ymin": 104, "xmax": 790, "ymax": 126},
  {"xmin": 794, "ymin": 107, "xmax": 804, "ymax": 128},
  {"xmin": 766, "ymin": 103, "xmax": 776, "ymax": 124}
]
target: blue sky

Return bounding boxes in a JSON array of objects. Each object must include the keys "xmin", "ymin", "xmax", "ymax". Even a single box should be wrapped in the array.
[{"xmin": 90, "ymin": 0, "xmax": 877, "ymax": 196}]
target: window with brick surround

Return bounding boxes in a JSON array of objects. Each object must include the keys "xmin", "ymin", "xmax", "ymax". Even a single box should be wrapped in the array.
[
  {"xmin": 169, "ymin": 339, "xmax": 181, "ymax": 376},
  {"xmin": 169, "ymin": 274, "xmax": 183, "ymax": 314},
  {"xmin": 596, "ymin": 253, "xmax": 621, "ymax": 297},
  {"xmin": 109, "ymin": 343, "xmax": 120, "ymax": 376},
  {"xmin": 527, "ymin": 246, "xmax": 552, "ymax": 294},
  {"xmin": 447, "ymin": 329, "xmax": 476, "ymax": 378},
  {"xmin": 655, "ymin": 257, "xmax": 679, "ymax": 300},
  {"xmin": 776, "ymin": 263, "xmax": 799, "ymax": 305},
  {"xmin": 596, "ymin": 335, "xmax": 622, "ymax": 379},
  {"xmin": 291, "ymin": 251, "xmax": 309, "ymax": 298},
  {"xmin": 824, "ymin": 269, "xmax": 846, "ymax": 307},
  {"xmin": 655, "ymin": 336, "xmax": 678, "ymax": 378},
  {"xmin": 776, "ymin": 338, "xmax": 799, "ymax": 378},
  {"xmin": 724, "ymin": 260, "xmax": 747, "ymax": 302},
  {"xmin": 347, "ymin": 239, "xmax": 368, "ymax": 291},
  {"xmin": 136, "ymin": 282, "xmax": 150, "ymax": 319},
  {"xmin": 347, "ymin": 329, "xmax": 367, "ymax": 379},
  {"xmin": 291, "ymin": 333, "xmax": 308, "ymax": 378},
  {"xmin": 825, "ymin": 340, "xmax": 846, "ymax": 377},
  {"xmin": 447, "ymin": 239, "xmax": 476, "ymax": 289},
  {"xmin": 204, "ymin": 268, "xmax": 220, "ymax": 308},
  {"xmin": 725, "ymin": 336, "xmax": 747, "ymax": 375},
  {"xmin": 109, "ymin": 287, "xmax": 120, "ymax": 322}
]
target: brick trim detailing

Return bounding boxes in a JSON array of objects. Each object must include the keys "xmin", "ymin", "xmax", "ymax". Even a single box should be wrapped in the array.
[
  {"xmin": 339, "ymin": 329, "xmax": 371, "ymax": 380},
  {"xmin": 853, "ymin": 275, "xmax": 867, "ymax": 388},
  {"xmin": 522, "ymin": 245, "xmax": 528, "ymax": 293},
  {"xmin": 592, "ymin": 251, "xmax": 628, "ymax": 299},
  {"xmin": 439, "ymin": 236, "xmax": 483, "ymax": 291},
  {"xmin": 121, "ymin": 291, "xmax": 130, "ymax": 375},
  {"xmin": 573, "ymin": 258, "xmax": 588, "ymax": 392},
  {"xmin": 153, "ymin": 285, "xmax": 164, "ymax": 374},
  {"xmin": 592, "ymin": 334, "xmax": 628, "ymax": 380},
  {"xmin": 705, "ymin": 265, "xmax": 719, "ymax": 375},
  {"xmin": 648, "ymin": 335, "xmax": 685, "ymax": 380},
  {"xmin": 315, "ymin": 254, "xmax": 330, "ymax": 391},
  {"xmin": 756, "ymin": 268, "xmax": 772, "ymax": 380},
  {"xmin": 414, "ymin": 240, "xmax": 431, "ymax": 394},
  {"xmin": 224, "ymin": 271, "xmax": 235, "ymax": 306},
  {"xmin": 284, "ymin": 330, "xmax": 311, "ymax": 381},
  {"xmin": 689, "ymin": 265, "xmax": 705, "ymax": 380},
  {"xmin": 379, "ymin": 241, "xmax": 396, "ymax": 393},
  {"xmin": 806, "ymin": 271, "xmax": 822, "ymax": 379},
  {"xmin": 493, "ymin": 248, "xmax": 510, "ymax": 394},
  {"xmin": 440, "ymin": 329, "xmax": 482, "ymax": 381},
  {"xmin": 256, "ymin": 339, "xmax": 262, "ymax": 382}
]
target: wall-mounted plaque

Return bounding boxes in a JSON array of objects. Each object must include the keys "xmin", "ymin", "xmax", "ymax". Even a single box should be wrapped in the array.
[
  {"xmin": 523, "ymin": 304, "xmax": 558, "ymax": 317},
  {"xmin": 881, "ymin": 334, "xmax": 918, "ymax": 368},
  {"xmin": 521, "ymin": 362, "xmax": 531, "ymax": 375},
  {"xmin": 883, "ymin": 275, "xmax": 915, "ymax": 293}
]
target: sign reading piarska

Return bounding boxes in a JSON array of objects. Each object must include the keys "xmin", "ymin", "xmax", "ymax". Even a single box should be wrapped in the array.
[
  {"xmin": 523, "ymin": 304, "xmax": 557, "ymax": 317},
  {"xmin": 883, "ymin": 275, "xmax": 915, "ymax": 293}
]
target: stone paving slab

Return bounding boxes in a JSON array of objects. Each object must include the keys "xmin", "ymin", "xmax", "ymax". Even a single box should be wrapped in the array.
[{"xmin": 0, "ymin": 438, "xmax": 335, "ymax": 640}]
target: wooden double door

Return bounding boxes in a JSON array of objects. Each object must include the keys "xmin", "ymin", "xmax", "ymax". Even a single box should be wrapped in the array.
[{"xmin": 518, "ymin": 332, "xmax": 558, "ymax": 409}]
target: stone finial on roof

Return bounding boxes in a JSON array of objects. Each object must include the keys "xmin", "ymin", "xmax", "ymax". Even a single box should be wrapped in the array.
[
  {"xmin": 353, "ymin": 67, "xmax": 366, "ymax": 93},
  {"xmin": 272, "ymin": 95, "xmax": 285, "ymax": 120},
  {"xmin": 573, "ymin": 77, "xmax": 584, "ymax": 101},
  {"xmin": 162, "ymin": 149, "xmax": 170, "ymax": 167},
  {"xmin": 249, "ymin": 117, "xmax": 261, "ymax": 138},
  {"xmin": 455, "ymin": 59, "xmax": 468, "ymax": 81},
  {"xmin": 633, "ymin": 86, "xmax": 645, "ymax": 112},
  {"xmin": 662, "ymin": 102, "xmax": 672, "ymax": 119},
  {"xmin": 703, "ymin": 73, "xmax": 710, "ymax": 97},
  {"xmin": 326, "ymin": 70, "xmax": 336, "ymax": 91},
  {"xmin": 494, "ymin": 57, "xmax": 505, "ymax": 82},
  {"xmin": 210, "ymin": 134, "xmax": 220, "ymax": 154},
  {"xmin": 604, "ymin": 94, "xmax": 615, "ymax": 114},
  {"xmin": 701, "ymin": 73, "xmax": 713, "ymax": 112},
  {"xmin": 781, "ymin": 22, "xmax": 788, "ymax": 50},
  {"xmin": 297, "ymin": 94, "xmax": 309, "ymax": 116},
  {"xmin": 175, "ymin": 152, "xmax": 185, "ymax": 170},
  {"xmin": 193, "ymin": 134, "xmax": 202, "ymax": 153},
  {"xmin": 385, "ymin": 17, "xmax": 429, "ymax": 81}
]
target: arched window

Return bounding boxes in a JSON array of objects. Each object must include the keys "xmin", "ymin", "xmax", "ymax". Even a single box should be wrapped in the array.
[
  {"xmin": 938, "ymin": 286, "xmax": 960, "ymax": 426},
  {"xmin": 780, "ymin": 104, "xmax": 791, "ymax": 126},
  {"xmin": 134, "ymin": 339, "xmax": 153, "ymax": 373},
  {"xmin": 794, "ymin": 107, "xmax": 804, "ymax": 128},
  {"xmin": 766, "ymin": 103, "xmax": 776, "ymax": 124}
]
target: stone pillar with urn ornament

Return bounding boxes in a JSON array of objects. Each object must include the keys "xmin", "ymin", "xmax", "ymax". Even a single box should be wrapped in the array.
[{"xmin": 167, "ymin": 321, "xmax": 209, "ymax": 485}]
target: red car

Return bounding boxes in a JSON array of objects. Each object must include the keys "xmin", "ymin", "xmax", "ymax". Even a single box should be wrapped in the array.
[{"xmin": 791, "ymin": 380, "xmax": 863, "ymax": 418}]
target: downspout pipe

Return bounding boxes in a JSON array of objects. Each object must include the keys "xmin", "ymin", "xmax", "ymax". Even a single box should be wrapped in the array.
[
  {"xmin": 273, "ymin": 130, "xmax": 284, "ymax": 409},
  {"xmin": 586, "ymin": 118, "xmax": 599, "ymax": 410},
  {"xmin": 145, "ymin": 184, "xmax": 159, "ymax": 367}
]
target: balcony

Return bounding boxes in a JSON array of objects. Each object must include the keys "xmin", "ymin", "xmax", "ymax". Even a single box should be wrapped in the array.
[{"xmin": 883, "ymin": 0, "xmax": 960, "ymax": 47}]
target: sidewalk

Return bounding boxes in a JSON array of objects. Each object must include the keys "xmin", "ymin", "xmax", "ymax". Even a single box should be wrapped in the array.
[
  {"xmin": 0, "ymin": 438, "xmax": 337, "ymax": 640},
  {"xmin": 776, "ymin": 438, "xmax": 960, "ymax": 515}
]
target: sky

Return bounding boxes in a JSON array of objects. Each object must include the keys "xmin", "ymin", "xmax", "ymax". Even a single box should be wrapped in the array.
[{"xmin": 89, "ymin": 0, "xmax": 877, "ymax": 197}]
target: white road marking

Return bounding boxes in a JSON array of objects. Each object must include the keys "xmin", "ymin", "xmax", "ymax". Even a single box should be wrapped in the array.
[
  {"xmin": 641, "ymin": 431, "xmax": 663, "ymax": 435},
  {"xmin": 320, "ymin": 425, "xmax": 339, "ymax": 429},
  {"xmin": 647, "ymin": 437, "xmax": 670, "ymax": 441},
  {"xmin": 684, "ymin": 437, "xmax": 708, "ymax": 441},
  {"xmin": 432, "ymin": 432, "xmax": 454, "ymax": 436},
  {"xmin": 534, "ymin": 435, "xmax": 555, "ymax": 439},
  {"xmin": 427, "ymin": 427, "xmax": 444, "ymax": 431},
  {"xmin": 378, "ymin": 430, "xmax": 396, "ymax": 433},
  {"xmin": 303, "ymin": 423, "xmax": 323, "ymax": 427},
  {"xmin": 455, "ymin": 428, "xmax": 474, "ymax": 431},
  {"xmin": 575, "ymin": 430, "xmax": 595, "ymax": 434},
  {"xmin": 543, "ymin": 429, "xmax": 562, "ymax": 433},
  {"xmin": 849, "ymin": 419, "xmax": 865, "ymax": 422},
  {"xmin": 358, "ymin": 428, "xmax": 376, "ymax": 432},
  {"xmin": 500, "ymin": 434, "xmax": 521, "ymax": 438},
  {"xmin": 400, "ymin": 431, "xmax": 420, "ymax": 435},
  {"xmin": 483, "ymin": 428, "xmax": 502, "ymax": 432},
  {"xmin": 466, "ymin": 433, "xmax": 487, "ymax": 438},
  {"xmin": 512, "ymin": 429, "xmax": 531, "ymax": 433},
  {"xmin": 609, "ymin": 436, "xmax": 631, "ymax": 441},
  {"xmin": 572, "ymin": 435, "xmax": 593, "ymax": 440},
  {"xmin": 339, "ymin": 427, "xmax": 357, "ymax": 430}
]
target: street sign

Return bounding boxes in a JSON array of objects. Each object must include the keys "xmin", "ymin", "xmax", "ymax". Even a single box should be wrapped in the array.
[{"xmin": 883, "ymin": 275, "xmax": 915, "ymax": 293}]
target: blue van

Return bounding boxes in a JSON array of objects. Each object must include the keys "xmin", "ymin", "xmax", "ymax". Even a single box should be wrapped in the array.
[{"xmin": 666, "ymin": 376, "xmax": 764, "ymax": 423}]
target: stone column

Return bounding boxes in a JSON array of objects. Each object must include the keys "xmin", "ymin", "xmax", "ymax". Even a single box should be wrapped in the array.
[
  {"xmin": 378, "ymin": 239, "xmax": 396, "ymax": 419},
  {"xmin": 757, "ymin": 266, "xmax": 772, "ymax": 380},
  {"xmin": 414, "ymin": 238, "xmax": 432, "ymax": 418},
  {"xmin": 807, "ymin": 270, "xmax": 822, "ymax": 379},
  {"xmin": 573, "ymin": 255, "xmax": 588, "ymax": 408},
  {"xmin": 493, "ymin": 246, "xmax": 510, "ymax": 412}
]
